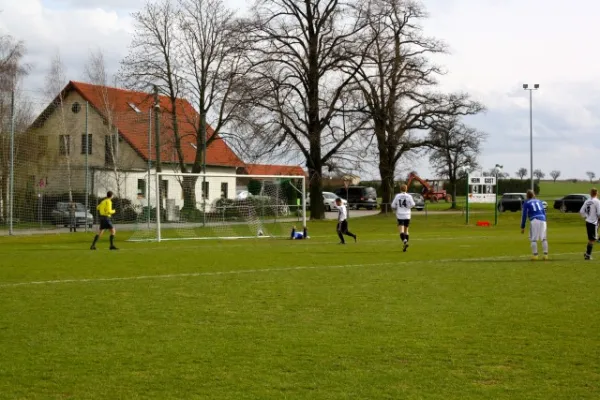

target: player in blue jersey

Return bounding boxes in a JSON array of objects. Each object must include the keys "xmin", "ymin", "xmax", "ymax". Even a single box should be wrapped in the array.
[{"xmin": 520, "ymin": 190, "xmax": 548, "ymax": 260}]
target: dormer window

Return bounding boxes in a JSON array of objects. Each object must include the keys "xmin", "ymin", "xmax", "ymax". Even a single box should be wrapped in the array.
[{"xmin": 128, "ymin": 102, "xmax": 141, "ymax": 113}]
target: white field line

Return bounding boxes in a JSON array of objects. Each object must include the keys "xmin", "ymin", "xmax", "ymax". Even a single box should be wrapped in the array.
[{"xmin": 0, "ymin": 252, "xmax": 580, "ymax": 289}]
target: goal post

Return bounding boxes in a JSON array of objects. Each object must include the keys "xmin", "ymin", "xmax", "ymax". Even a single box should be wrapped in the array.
[{"xmin": 128, "ymin": 172, "xmax": 307, "ymax": 242}]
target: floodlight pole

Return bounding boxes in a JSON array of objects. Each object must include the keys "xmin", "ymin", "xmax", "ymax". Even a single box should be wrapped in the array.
[{"xmin": 523, "ymin": 84, "xmax": 539, "ymax": 192}]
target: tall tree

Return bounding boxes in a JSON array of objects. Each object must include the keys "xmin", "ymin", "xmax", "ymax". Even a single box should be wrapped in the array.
[
  {"xmin": 178, "ymin": 0, "xmax": 249, "ymax": 206},
  {"xmin": 352, "ymin": 0, "xmax": 483, "ymax": 210},
  {"xmin": 120, "ymin": 0, "xmax": 250, "ymax": 210},
  {"xmin": 533, "ymin": 169, "xmax": 545, "ymax": 180},
  {"xmin": 241, "ymin": 0, "xmax": 368, "ymax": 219},
  {"xmin": 44, "ymin": 52, "xmax": 75, "ymax": 202},
  {"xmin": 549, "ymin": 170, "xmax": 560, "ymax": 183},
  {"xmin": 0, "ymin": 34, "xmax": 29, "ymax": 222},
  {"xmin": 516, "ymin": 167, "xmax": 527, "ymax": 180},
  {"xmin": 84, "ymin": 49, "xmax": 131, "ymax": 208},
  {"xmin": 119, "ymin": 0, "xmax": 187, "ymax": 206},
  {"xmin": 428, "ymin": 117, "xmax": 485, "ymax": 209},
  {"xmin": 586, "ymin": 171, "xmax": 595, "ymax": 183}
]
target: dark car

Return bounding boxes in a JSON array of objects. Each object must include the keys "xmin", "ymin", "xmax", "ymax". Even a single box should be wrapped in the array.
[
  {"xmin": 497, "ymin": 193, "xmax": 548, "ymax": 212},
  {"xmin": 408, "ymin": 192, "xmax": 425, "ymax": 211},
  {"xmin": 554, "ymin": 194, "xmax": 590, "ymax": 213},
  {"xmin": 334, "ymin": 186, "xmax": 378, "ymax": 210},
  {"xmin": 51, "ymin": 202, "xmax": 94, "ymax": 228}
]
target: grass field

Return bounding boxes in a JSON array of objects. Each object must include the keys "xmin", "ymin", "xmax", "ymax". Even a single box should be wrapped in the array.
[{"xmin": 1, "ymin": 209, "xmax": 599, "ymax": 399}]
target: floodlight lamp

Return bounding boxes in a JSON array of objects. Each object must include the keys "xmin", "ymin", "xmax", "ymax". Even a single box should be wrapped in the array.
[
  {"xmin": 534, "ymin": 84, "xmax": 540, "ymax": 89},
  {"xmin": 523, "ymin": 84, "xmax": 529, "ymax": 89}
]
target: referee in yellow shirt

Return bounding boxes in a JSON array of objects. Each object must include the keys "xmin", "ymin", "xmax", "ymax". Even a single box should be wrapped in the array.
[{"xmin": 90, "ymin": 191, "xmax": 118, "ymax": 250}]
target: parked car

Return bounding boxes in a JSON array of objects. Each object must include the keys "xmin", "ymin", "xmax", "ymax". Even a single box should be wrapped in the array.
[
  {"xmin": 408, "ymin": 192, "xmax": 425, "ymax": 211},
  {"xmin": 554, "ymin": 194, "xmax": 590, "ymax": 213},
  {"xmin": 51, "ymin": 202, "xmax": 94, "ymax": 228},
  {"xmin": 333, "ymin": 186, "xmax": 378, "ymax": 210},
  {"xmin": 497, "ymin": 193, "xmax": 548, "ymax": 212},
  {"xmin": 306, "ymin": 191, "xmax": 348, "ymax": 211}
]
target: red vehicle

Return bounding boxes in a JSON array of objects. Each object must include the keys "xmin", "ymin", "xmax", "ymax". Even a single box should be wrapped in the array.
[{"xmin": 406, "ymin": 173, "xmax": 451, "ymax": 203}]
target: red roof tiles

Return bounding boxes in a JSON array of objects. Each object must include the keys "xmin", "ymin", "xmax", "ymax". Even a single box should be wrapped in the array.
[
  {"xmin": 63, "ymin": 81, "xmax": 244, "ymax": 167},
  {"xmin": 242, "ymin": 164, "xmax": 306, "ymax": 177}
]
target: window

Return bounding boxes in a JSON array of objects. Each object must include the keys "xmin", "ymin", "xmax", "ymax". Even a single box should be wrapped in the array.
[
  {"xmin": 202, "ymin": 181, "xmax": 209, "ymax": 199},
  {"xmin": 220, "ymin": 182, "xmax": 228, "ymax": 198},
  {"xmin": 128, "ymin": 102, "xmax": 141, "ymax": 113},
  {"xmin": 105, "ymin": 135, "xmax": 117, "ymax": 166},
  {"xmin": 161, "ymin": 180, "xmax": 169, "ymax": 199},
  {"xmin": 38, "ymin": 135, "xmax": 48, "ymax": 156},
  {"xmin": 59, "ymin": 135, "xmax": 71, "ymax": 155},
  {"xmin": 137, "ymin": 179, "xmax": 146, "ymax": 197},
  {"xmin": 81, "ymin": 134, "xmax": 92, "ymax": 155}
]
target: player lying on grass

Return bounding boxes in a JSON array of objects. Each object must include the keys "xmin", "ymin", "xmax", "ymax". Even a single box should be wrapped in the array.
[
  {"xmin": 90, "ymin": 191, "xmax": 118, "ymax": 251},
  {"xmin": 520, "ymin": 190, "xmax": 548, "ymax": 260},
  {"xmin": 580, "ymin": 188, "xmax": 600, "ymax": 260},
  {"xmin": 391, "ymin": 184, "xmax": 415, "ymax": 252}
]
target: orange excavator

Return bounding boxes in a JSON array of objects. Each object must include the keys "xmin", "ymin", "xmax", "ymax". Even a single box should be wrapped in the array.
[{"xmin": 406, "ymin": 173, "xmax": 452, "ymax": 202}]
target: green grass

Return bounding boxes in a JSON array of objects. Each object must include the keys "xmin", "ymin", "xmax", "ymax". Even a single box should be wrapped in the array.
[
  {"xmin": 539, "ymin": 180, "xmax": 595, "ymax": 198},
  {"xmin": 1, "ymin": 211, "xmax": 599, "ymax": 399}
]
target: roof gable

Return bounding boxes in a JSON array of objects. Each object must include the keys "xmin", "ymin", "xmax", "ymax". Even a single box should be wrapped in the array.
[{"xmin": 34, "ymin": 81, "xmax": 243, "ymax": 168}]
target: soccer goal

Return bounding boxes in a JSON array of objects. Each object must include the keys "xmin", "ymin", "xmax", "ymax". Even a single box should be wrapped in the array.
[{"xmin": 128, "ymin": 172, "xmax": 306, "ymax": 242}]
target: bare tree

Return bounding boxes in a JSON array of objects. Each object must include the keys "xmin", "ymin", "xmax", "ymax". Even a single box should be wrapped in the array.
[
  {"xmin": 533, "ymin": 169, "xmax": 545, "ymax": 180},
  {"xmin": 516, "ymin": 167, "xmax": 527, "ymax": 180},
  {"xmin": 586, "ymin": 171, "xmax": 595, "ymax": 183},
  {"xmin": 177, "ymin": 0, "xmax": 250, "ymax": 209},
  {"xmin": 84, "ymin": 49, "xmax": 131, "ymax": 209},
  {"xmin": 549, "ymin": 170, "xmax": 560, "ymax": 183},
  {"xmin": 121, "ymin": 0, "xmax": 248, "ymax": 211},
  {"xmin": 0, "ymin": 34, "xmax": 29, "ymax": 222},
  {"xmin": 44, "ymin": 52, "xmax": 75, "ymax": 202},
  {"xmin": 240, "ymin": 0, "xmax": 369, "ymax": 219},
  {"xmin": 120, "ymin": 0, "xmax": 186, "ymax": 210},
  {"xmin": 428, "ymin": 117, "xmax": 485, "ymax": 209},
  {"xmin": 351, "ymin": 0, "xmax": 483, "ymax": 210}
]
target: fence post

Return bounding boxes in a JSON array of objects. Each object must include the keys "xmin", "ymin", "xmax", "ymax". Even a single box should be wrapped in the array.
[
  {"xmin": 85, "ymin": 102, "xmax": 89, "ymax": 232},
  {"xmin": 8, "ymin": 90, "xmax": 15, "ymax": 235}
]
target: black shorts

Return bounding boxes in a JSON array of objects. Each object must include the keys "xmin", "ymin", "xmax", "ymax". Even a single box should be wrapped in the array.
[
  {"xmin": 337, "ymin": 220, "xmax": 348, "ymax": 232},
  {"xmin": 397, "ymin": 219, "xmax": 410, "ymax": 227},
  {"xmin": 99, "ymin": 216, "xmax": 114, "ymax": 230},
  {"xmin": 586, "ymin": 222, "xmax": 598, "ymax": 241}
]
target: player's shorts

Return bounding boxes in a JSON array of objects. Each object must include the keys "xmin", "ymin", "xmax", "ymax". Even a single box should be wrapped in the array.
[
  {"xmin": 397, "ymin": 219, "xmax": 411, "ymax": 227},
  {"xmin": 99, "ymin": 216, "xmax": 114, "ymax": 230},
  {"xmin": 337, "ymin": 220, "xmax": 348, "ymax": 232},
  {"xmin": 529, "ymin": 219, "xmax": 547, "ymax": 241},
  {"xmin": 586, "ymin": 222, "xmax": 598, "ymax": 241}
]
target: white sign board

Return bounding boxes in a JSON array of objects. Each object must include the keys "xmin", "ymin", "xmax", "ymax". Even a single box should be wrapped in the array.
[
  {"xmin": 468, "ymin": 175, "xmax": 497, "ymax": 204},
  {"xmin": 469, "ymin": 176, "xmax": 496, "ymax": 185}
]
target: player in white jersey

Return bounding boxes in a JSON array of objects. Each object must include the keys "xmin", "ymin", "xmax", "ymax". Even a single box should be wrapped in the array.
[
  {"xmin": 335, "ymin": 198, "xmax": 356, "ymax": 244},
  {"xmin": 391, "ymin": 184, "xmax": 416, "ymax": 252},
  {"xmin": 579, "ymin": 188, "xmax": 600, "ymax": 260}
]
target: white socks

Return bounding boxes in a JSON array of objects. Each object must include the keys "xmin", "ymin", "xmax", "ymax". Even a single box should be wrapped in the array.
[
  {"xmin": 542, "ymin": 240, "xmax": 548, "ymax": 255},
  {"xmin": 531, "ymin": 241, "xmax": 538, "ymax": 255}
]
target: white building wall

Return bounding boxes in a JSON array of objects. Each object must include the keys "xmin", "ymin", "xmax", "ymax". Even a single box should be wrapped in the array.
[{"xmin": 92, "ymin": 166, "xmax": 237, "ymax": 212}]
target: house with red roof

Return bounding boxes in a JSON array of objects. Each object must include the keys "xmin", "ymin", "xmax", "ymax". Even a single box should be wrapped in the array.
[
  {"xmin": 27, "ymin": 81, "xmax": 244, "ymax": 212},
  {"xmin": 26, "ymin": 81, "xmax": 307, "ymax": 215}
]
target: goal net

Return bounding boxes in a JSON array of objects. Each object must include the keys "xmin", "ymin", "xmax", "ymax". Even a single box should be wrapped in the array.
[{"xmin": 127, "ymin": 172, "xmax": 306, "ymax": 242}]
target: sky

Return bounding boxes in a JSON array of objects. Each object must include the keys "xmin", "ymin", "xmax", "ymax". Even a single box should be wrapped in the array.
[{"xmin": 1, "ymin": 0, "xmax": 599, "ymax": 181}]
